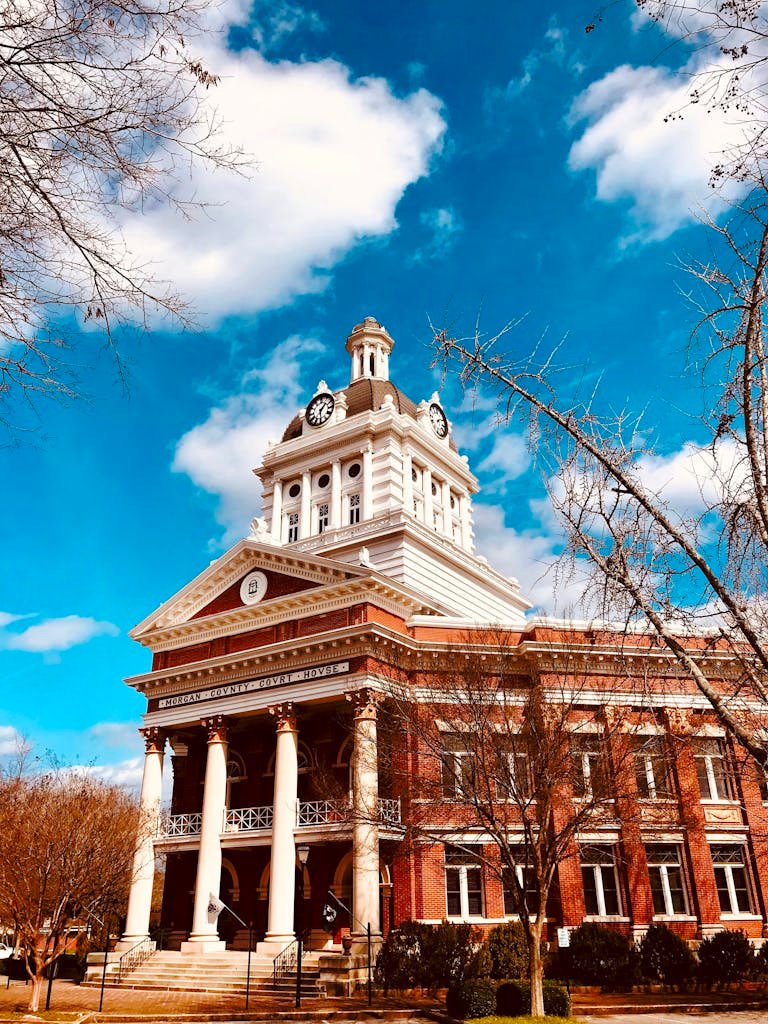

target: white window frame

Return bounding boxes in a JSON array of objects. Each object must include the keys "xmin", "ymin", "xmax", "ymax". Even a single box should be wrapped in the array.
[
  {"xmin": 316, "ymin": 502, "xmax": 329, "ymax": 535},
  {"xmin": 348, "ymin": 492, "xmax": 361, "ymax": 525},
  {"xmin": 695, "ymin": 739, "xmax": 734, "ymax": 802},
  {"xmin": 581, "ymin": 845, "xmax": 622, "ymax": 917},
  {"xmin": 646, "ymin": 845, "xmax": 688, "ymax": 916},
  {"xmin": 635, "ymin": 738, "xmax": 673, "ymax": 800},
  {"xmin": 286, "ymin": 512, "xmax": 299, "ymax": 543},
  {"xmin": 572, "ymin": 735, "xmax": 605, "ymax": 800},
  {"xmin": 711, "ymin": 843, "xmax": 754, "ymax": 916},
  {"xmin": 445, "ymin": 848, "xmax": 484, "ymax": 919}
]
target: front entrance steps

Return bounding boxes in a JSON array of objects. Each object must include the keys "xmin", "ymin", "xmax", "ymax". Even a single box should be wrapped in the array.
[{"xmin": 83, "ymin": 950, "xmax": 326, "ymax": 998}]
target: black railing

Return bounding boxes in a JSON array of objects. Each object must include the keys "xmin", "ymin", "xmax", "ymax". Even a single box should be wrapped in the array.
[{"xmin": 117, "ymin": 936, "xmax": 154, "ymax": 983}]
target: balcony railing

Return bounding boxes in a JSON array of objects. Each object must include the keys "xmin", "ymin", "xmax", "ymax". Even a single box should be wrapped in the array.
[
  {"xmin": 224, "ymin": 805, "xmax": 273, "ymax": 832},
  {"xmin": 156, "ymin": 797, "xmax": 402, "ymax": 838}
]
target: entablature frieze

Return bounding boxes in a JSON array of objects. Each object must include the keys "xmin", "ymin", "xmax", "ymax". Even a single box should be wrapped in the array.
[{"xmin": 138, "ymin": 577, "xmax": 427, "ymax": 653}]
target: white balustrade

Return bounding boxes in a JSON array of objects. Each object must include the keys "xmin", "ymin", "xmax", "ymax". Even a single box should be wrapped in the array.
[
  {"xmin": 223, "ymin": 805, "xmax": 273, "ymax": 832},
  {"xmin": 297, "ymin": 799, "xmax": 349, "ymax": 827},
  {"xmin": 157, "ymin": 812, "xmax": 202, "ymax": 838}
]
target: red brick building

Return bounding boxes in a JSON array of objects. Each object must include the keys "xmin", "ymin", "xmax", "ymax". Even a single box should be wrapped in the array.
[{"xmin": 119, "ymin": 318, "xmax": 768, "ymax": 969}]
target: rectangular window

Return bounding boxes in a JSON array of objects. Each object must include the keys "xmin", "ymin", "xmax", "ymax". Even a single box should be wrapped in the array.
[
  {"xmin": 503, "ymin": 846, "xmax": 539, "ymax": 916},
  {"xmin": 711, "ymin": 844, "xmax": 754, "ymax": 915},
  {"xmin": 317, "ymin": 502, "xmax": 329, "ymax": 534},
  {"xmin": 441, "ymin": 734, "xmax": 475, "ymax": 798},
  {"xmin": 571, "ymin": 734, "xmax": 609, "ymax": 800},
  {"xmin": 580, "ymin": 844, "xmax": 621, "ymax": 917},
  {"xmin": 445, "ymin": 846, "xmax": 484, "ymax": 918},
  {"xmin": 287, "ymin": 512, "xmax": 299, "ymax": 543},
  {"xmin": 635, "ymin": 737, "xmax": 674, "ymax": 799},
  {"xmin": 695, "ymin": 738, "xmax": 734, "ymax": 801},
  {"xmin": 348, "ymin": 493, "xmax": 361, "ymax": 525},
  {"xmin": 497, "ymin": 750, "xmax": 531, "ymax": 801},
  {"xmin": 646, "ymin": 844, "xmax": 688, "ymax": 916}
]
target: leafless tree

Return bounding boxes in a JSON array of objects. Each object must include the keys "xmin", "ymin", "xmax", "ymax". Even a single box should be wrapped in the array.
[
  {"xmin": 378, "ymin": 638, "xmax": 648, "ymax": 1017},
  {"xmin": 0, "ymin": 757, "xmax": 144, "ymax": 1011},
  {"xmin": 0, "ymin": 0, "xmax": 246, "ymax": 415}
]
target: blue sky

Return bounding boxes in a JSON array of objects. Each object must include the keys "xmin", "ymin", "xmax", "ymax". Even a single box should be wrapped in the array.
[{"xmin": 0, "ymin": 0, "xmax": 739, "ymax": 784}]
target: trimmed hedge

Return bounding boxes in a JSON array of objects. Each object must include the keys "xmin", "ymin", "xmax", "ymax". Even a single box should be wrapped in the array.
[
  {"xmin": 376, "ymin": 919, "xmax": 486, "ymax": 992},
  {"xmin": 698, "ymin": 929, "xmax": 754, "ymax": 986},
  {"xmin": 495, "ymin": 978, "xmax": 571, "ymax": 1017},
  {"xmin": 567, "ymin": 922, "xmax": 640, "ymax": 990},
  {"xmin": 486, "ymin": 922, "xmax": 530, "ymax": 979},
  {"xmin": 638, "ymin": 924, "xmax": 695, "ymax": 987},
  {"xmin": 446, "ymin": 978, "xmax": 497, "ymax": 1019}
]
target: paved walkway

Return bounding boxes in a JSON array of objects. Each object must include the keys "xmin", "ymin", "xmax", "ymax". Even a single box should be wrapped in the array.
[
  {"xmin": 583, "ymin": 1015, "xmax": 768, "ymax": 1024},
  {"xmin": 0, "ymin": 978, "xmax": 434, "ymax": 1020}
]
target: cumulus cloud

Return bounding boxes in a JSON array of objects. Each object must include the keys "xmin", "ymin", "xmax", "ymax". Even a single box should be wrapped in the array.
[
  {"xmin": 119, "ymin": 28, "xmax": 446, "ymax": 322},
  {"xmin": 0, "ymin": 611, "xmax": 33, "ymax": 628},
  {"xmin": 89, "ymin": 721, "xmax": 141, "ymax": 750},
  {"xmin": 173, "ymin": 334, "xmax": 324, "ymax": 543},
  {"xmin": 1, "ymin": 615, "xmax": 119, "ymax": 653},
  {"xmin": 0, "ymin": 725, "xmax": 25, "ymax": 756},
  {"xmin": 476, "ymin": 432, "xmax": 529, "ymax": 484}
]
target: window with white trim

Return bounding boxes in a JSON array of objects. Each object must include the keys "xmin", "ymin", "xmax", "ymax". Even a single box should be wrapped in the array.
[
  {"xmin": 571, "ymin": 734, "xmax": 609, "ymax": 799},
  {"xmin": 695, "ymin": 738, "xmax": 734, "ymax": 801},
  {"xmin": 286, "ymin": 512, "xmax": 299, "ymax": 543},
  {"xmin": 711, "ymin": 843, "xmax": 754, "ymax": 915},
  {"xmin": 503, "ymin": 846, "xmax": 539, "ymax": 916},
  {"xmin": 497, "ymin": 750, "xmax": 532, "ymax": 801},
  {"xmin": 445, "ymin": 846, "xmax": 484, "ymax": 918},
  {"xmin": 581, "ymin": 844, "xmax": 621, "ymax": 917},
  {"xmin": 316, "ymin": 502, "xmax": 329, "ymax": 534},
  {"xmin": 634, "ymin": 737, "xmax": 674, "ymax": 799},
  {"xmin": 646, "ymin": 844, "xmax": 688, "ymax": 916},
  {"xmin": 348, "ymin": 493, "xmax": 361, "ymax": 525},
  {"xmin": 441, "ymin": 734, "xmax": 475, "ymax": 798}
]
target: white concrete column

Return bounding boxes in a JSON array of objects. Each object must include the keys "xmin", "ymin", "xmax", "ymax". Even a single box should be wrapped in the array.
[
  {"xmin": 182, "ymin": 717, "xmax": 228, "ymax": 953},
  {"xmin": 402, "ymin": 450, "xmax": 413, "ymax": 515},
  {"xmin": 348, "ymin": 689, "xmax": 381, "ymax": 953},
  {"xmin": 362, "ymin": 445, "xmax": 374, "ymax": 521},
  {"xmin": 459, "ymin": 493, "xmax": 472, "ymax": 551},
  {"xmin": 271, "ymin": 478, "xmax": 283, "ymax": 542},
  {"xmin": 119, "ymin": 728, "xmax": 164, "ymax": 949},
  {"xmin": 423, "ymin": 466, "xmax": 433, "ymax": 529},
  {"xmin": 441, "ymin": 480, "xmax": 452, "ymax": 535},
  {"xmin": 299, "ymin": 471, "xmax": 312, "ymax": 539},
  {"xmin": 330, "ymin": 460, "xmax": 342, "ymax": 529},
  {"xmin": 261, "ymin": 704, "xmax": 298, "ymax": 952}
]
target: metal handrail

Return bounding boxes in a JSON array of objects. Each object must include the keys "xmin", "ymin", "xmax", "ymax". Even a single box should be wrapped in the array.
[
  {"xmin": 272, "ymin": 938, "xmax": 298, "ymax": 985},
  {"xmin": 117, "ymin": 936, "xmax": 154, "ymax": 982}
]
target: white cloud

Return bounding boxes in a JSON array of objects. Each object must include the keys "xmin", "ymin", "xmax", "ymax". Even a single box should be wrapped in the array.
[
  {"xmin": 119, "ymin": 33, "xmax": 446, "ymax": 322},
  {"xmin": 568, "ymin": 62, "xmax": 750, "ymax": 239},
  {"xmin": 476, "ymin": 432, "xmax": 529, "ymax": 483},
  {"xmin": 89, "ymin": 721, "xmax": 141, "ymax": 750},
  {"xmin": 173, "ymin": 334, "xmax": 323, "ymax": 543},
  {"xmin": 0, "ymin": 725, "xmax": 25, "ymax": 756},
  {"xmin": 473, "ymin": 501, "xmax": 588, "ymax": 615},
  {"xmin": 0, "ymin": 611, "xmax": 32, "ymax": 628},
  {"xmin": 1, "ymin": 615, "xmax": 119, "ymax": 653},
  {"xmin": 79, "ymin": 757, "xmax": 145, "ymax": 791}
]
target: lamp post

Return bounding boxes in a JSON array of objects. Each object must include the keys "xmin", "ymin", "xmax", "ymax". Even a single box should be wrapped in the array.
[{"xmin": 295, "ymin": 844, "xmax": 310, "ymax": 1009}]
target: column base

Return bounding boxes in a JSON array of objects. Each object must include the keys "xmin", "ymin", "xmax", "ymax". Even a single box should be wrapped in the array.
[
  {"xmin": 257, "ymin": 935, "xmax": 295, "ymax": 955},
  {"xmin": 180, "ymin": 937, "xmax": 227, "ymax": 954},
  {"xmin": 115, "ymin": 936, "xmax": 155, "ymax": 952}
]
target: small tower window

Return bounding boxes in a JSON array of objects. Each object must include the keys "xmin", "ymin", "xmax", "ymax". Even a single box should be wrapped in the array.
[
  {"xmin": 349, "ymin": 493, "xmax": 361, "ymax": 525},
  {"xmin": 288, "ymin": 482, "xmax": 301, "ymax": 499},
  {"xmin": 369, "ymin": 352, "xmax": 375, "ymax": 375},
  {"xmin": 317, "ymin": 503, "xmax": 330, "ymax": 534},
  {"xmin": 317, "ymin": 473, "xmax": 330, "ymax": 489},
  {"xmin": 348, "ymin": 463, "xmax": 361, "ymax": 479},
  {"xmin": 287, "ymin": 512, "xmax": 299, "ymax": 543}
]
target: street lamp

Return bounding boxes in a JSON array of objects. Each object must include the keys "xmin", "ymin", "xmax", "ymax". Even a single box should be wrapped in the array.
[{"xmin": 295, "ymin": 844, "xmax": 310, "ymax": 1009}]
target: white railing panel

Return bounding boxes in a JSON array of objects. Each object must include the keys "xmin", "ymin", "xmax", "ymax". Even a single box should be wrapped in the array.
[
  {"xmin": 157, "ymin": 812, "xmax": 202, "ymax": 838},
  {"xmin": 223, "ymin": 805, "xmax": 273, "ymax": 833}
]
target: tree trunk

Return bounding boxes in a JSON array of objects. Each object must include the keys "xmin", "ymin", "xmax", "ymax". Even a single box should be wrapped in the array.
[
  {"xmin": 529, "ymin": 922, "xmax": 545, "ymax": 1018},
  {"xmin": 28, "ymin": 973, "xmax": 44, "ymax": 1012}
]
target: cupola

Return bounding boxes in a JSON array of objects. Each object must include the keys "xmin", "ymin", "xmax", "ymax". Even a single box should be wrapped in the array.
[{"xmin": 346, "ymin": 316, "xmax": 394, "ymax": 383}]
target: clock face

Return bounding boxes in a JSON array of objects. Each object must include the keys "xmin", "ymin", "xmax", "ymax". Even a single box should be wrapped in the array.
[
  {"xmin": 429, "ymin": 402, "xmax": 448, "ymax": 438},
  {"xmin": 306, "ymin": 392, "xmax": 335, "ymax": 427}
]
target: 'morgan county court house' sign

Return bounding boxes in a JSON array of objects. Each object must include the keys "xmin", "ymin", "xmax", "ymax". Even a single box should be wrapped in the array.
[{"xmin": 157, "ymin": 661, "xmax": 351, "ymax": 709}]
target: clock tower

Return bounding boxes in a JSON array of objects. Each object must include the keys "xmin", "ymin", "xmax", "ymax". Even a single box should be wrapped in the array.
[{"xmin": 252, "ymin": 317, "xmax": 530, "ymax": 624}]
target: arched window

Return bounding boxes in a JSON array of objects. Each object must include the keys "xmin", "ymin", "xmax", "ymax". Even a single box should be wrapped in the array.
[{"xmin": 369, "ymin": 352, "xmax": 375, "ymax": 375}]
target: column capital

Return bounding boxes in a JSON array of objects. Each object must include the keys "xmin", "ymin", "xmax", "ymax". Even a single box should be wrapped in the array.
[
  {"xmin": 269, "ymin": 703, "xmax": 297, "ymax": 732},
  {"xmin": 346, "ymin": 688, "xmax": 383, "ymax": 720},
  {"xmin": 140, "ymin": 727, "xmax": 166, "ymax": 755},
  {"xmin": 202, "ymin": 716, "xmax": 228, "ymax": 743}
]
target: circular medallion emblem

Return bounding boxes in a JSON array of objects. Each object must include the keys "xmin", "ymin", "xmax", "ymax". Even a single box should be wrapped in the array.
[
  {"xmin": 429, "ymin": 402, "xmax": 448, "ymax": 438},
  {"xmin": 306, "ymin": 392, "xmax": 335, "ymax": 427},
  {"xmin": 240, "ymin": 570, "xmax": 268, "ymax": 605}
]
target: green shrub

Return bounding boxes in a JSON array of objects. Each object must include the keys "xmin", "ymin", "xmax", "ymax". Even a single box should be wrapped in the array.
[
  {"xmin": 446, "ymin": 978, "xmax": 497, "ymax": 1019},
  {"xmin": 486, "ymin": 922, "xmax": 530, "ymax": 979},
  {"xmin": 638, "ymin": 924, "xmax": 696, "ymax": 986},
  {"xmin": 698, "ymin": 929, "xmax": 754, "ymax": 986},
  {"xmin": 495, "ymin": 978, "xmax": 571, "ymax": 1017},
  {"xmin": 753, "ymin": 941, "xmax": 768, "ymax": 978},
  {"xmin": 568, "ymin": 922, "xmax": 639, "ymax": 990},
  {"xmin": 376, "ymin": 920, "xmax": 482, "ymax": 992}
]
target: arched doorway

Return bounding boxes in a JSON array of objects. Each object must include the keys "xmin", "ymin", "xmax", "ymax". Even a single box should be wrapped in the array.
[
  {"xmin": 218, "ymin": 860, "xmax": 240, "ymax": 947},
  {"xmin": 256, "ymin": 860, "xmax": 311, "ymax": 942}
]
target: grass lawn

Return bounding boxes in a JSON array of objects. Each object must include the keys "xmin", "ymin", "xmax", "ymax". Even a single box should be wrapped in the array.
[{"xmin": 467, "ymin": 1017, "xmax": 585, "ymax": 1024}]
